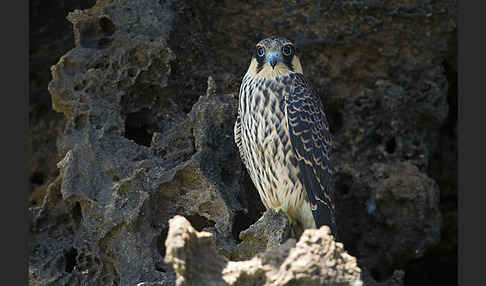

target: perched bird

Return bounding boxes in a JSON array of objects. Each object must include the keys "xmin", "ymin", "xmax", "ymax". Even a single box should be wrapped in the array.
[{"xmin": 234, "ymin": 37, "xmax": 336, "ymax": 236}]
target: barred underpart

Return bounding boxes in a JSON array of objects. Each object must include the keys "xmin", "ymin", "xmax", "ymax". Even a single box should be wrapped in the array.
[{"xmin": 235, "ymin": 72, "xmax": 315, "ymax": 232}]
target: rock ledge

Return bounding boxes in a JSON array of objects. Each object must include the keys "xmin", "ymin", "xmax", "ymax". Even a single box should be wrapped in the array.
[{"xmin": 165, "ymin": 215, "xmax": 362, "ymax": 286}]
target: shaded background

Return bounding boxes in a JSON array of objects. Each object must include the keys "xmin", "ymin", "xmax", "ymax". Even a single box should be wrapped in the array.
[{"xmin": 29, "ymin": 0, "xmax": 457, "ymax": 285}]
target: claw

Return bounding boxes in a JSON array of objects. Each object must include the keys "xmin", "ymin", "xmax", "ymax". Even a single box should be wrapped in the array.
[{"xmin": 257, "ymin": 215, "xmax": 265, "ymax": 222}]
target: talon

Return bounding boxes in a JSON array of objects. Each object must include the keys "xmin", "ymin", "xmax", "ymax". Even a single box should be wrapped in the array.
[{"xmin": 257, "ymin": 214, "xmax": 265, "ymax": 222}]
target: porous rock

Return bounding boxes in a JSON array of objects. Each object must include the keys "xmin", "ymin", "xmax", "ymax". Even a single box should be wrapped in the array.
[
  {"xmin": 164, "ymin": 215, "xmax": 362, "ymax": 286},
  {"xmin": 29, "ymin": 1, "xmax": 243, "ymax": 285},
  {"xmin": 29, "ymin": 0, "xmax": 97, "ymax": 205},
  {"xmin": 356, "ymin": 161, "xmax": 441, "ymax": 278},
  {"xmin": 231, "ymin": 209, "xmax": 292, "ymax": 261}
]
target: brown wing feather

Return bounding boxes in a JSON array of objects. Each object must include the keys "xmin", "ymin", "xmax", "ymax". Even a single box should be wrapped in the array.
[{"xmin": 286, "ymin": 73, "xmax": 336, "ymax": 236}]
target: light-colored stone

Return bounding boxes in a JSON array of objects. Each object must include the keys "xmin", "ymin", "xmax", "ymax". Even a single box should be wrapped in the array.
[{"xmin": 165, "ymin": 215, "xmax": 362, "ymax": 286}]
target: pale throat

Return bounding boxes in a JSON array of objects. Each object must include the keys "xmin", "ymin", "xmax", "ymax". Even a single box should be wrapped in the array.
[{"xmin": 247, "ymin": 56, "xmax": 304, "ymax": 78}]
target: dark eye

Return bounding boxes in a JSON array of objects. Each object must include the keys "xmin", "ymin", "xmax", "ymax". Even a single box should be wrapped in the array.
[
  {"xmin": 256, "ymin": 46, "xmax": 265, "ymax": 58},
  {"xmin": 282, "ymin": 45, "xmax": 294, "ymax": 57}
]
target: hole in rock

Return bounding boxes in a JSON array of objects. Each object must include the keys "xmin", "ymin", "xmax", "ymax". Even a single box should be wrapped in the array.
[
  {"xmin": 385, "ymin": 137, "xmax": 396, "ymax": 154},
  {"xmin": 124, "ymin": 108, "xmax": 154, "ymax": 147},
  {"xmin": 186, "ymin": 214, "xmax": 215, "ymax": 231},
  {"xmin": 232, "ymin": 211, "xmax": 254, "ymax": 243},
  {"xmin": 64, "ymin": 247, "xmax": 78, "ymax": 273},
  {"xmin": 99, "ymin": 16, "xmax": 116, "ymax": 35},
  {"xmin": 156, "ymin": 227, "xmax": 169, "ymax": 258}
]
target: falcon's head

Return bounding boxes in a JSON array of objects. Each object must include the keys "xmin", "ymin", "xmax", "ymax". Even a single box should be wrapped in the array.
[{"xmin": 247, "ymin": 37, "xmax": 303, "ymax": 78}]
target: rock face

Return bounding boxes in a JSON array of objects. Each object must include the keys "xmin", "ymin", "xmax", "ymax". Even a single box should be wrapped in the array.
[
  {"xmin": 164, "ymin": 215, "xmax": 362, "ymax": 286},
  {"xmin": 230, "ymin": 209, "xmax": 292, "ymax": 261},
  {"xmin": 29, "ymin": 0, "xmax": 457, "ymax": 285},
  {"xmin": 29, "ymin": 0, "xmax": 97, "ymax": 206}
]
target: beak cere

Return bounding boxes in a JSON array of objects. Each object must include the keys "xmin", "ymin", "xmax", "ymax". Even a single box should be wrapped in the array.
[{"xmin": 266, "ymin": 52, "xmax": 281, "ymax": 69}]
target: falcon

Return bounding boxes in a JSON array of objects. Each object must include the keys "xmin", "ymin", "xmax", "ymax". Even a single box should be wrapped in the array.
[{"xmin": 234, "ymin": 37, "xmax": 336, "ymax": 236}]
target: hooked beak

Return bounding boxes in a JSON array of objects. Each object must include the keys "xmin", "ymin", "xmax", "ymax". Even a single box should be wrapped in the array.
[{"xmin": 266, "ymin": 52, "xmax": 281, "ymax": 69}]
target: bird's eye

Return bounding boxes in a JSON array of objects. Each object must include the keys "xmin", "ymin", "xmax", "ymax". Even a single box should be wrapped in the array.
[
  {"xmin": 282, "ymin": 45, "xmax": 294, "ymax": 57},
  {"xmin": 256, "ymin": 46, "xmax": 265, "ymax": 58}
]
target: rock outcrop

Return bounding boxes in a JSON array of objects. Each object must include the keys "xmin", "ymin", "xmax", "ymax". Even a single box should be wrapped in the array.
[{"xmin": 165, "ymin": 215, "xmax": 362, "ymax": 286}]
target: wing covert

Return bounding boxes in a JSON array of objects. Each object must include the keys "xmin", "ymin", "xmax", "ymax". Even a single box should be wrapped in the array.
[{"xmin": 285, "ymin": 73, "xmax": 337, "ymax": 236}]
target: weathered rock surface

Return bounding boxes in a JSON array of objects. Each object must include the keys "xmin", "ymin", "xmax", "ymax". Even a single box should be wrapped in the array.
[
  {"xmin": 165, "ymin": 215, "xmax": 362, "ymax": 286},
  {"xmin": 229, "ymin": 209, "xmax": 291, "ymax": 261},
  {"xmin": 355, "ymin": 161, "xmax": 441, "ymax": 278},
  {"xmin": 29, "ymin": 0, "xmax": 97, "ymax": 205},
  {"xmin": 29, "ymin": 0, "xmax": 457, "ymax": 285},
  {"xmin": 30, "ymin": 1, "xmax": 242, "ymax": 285}
]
